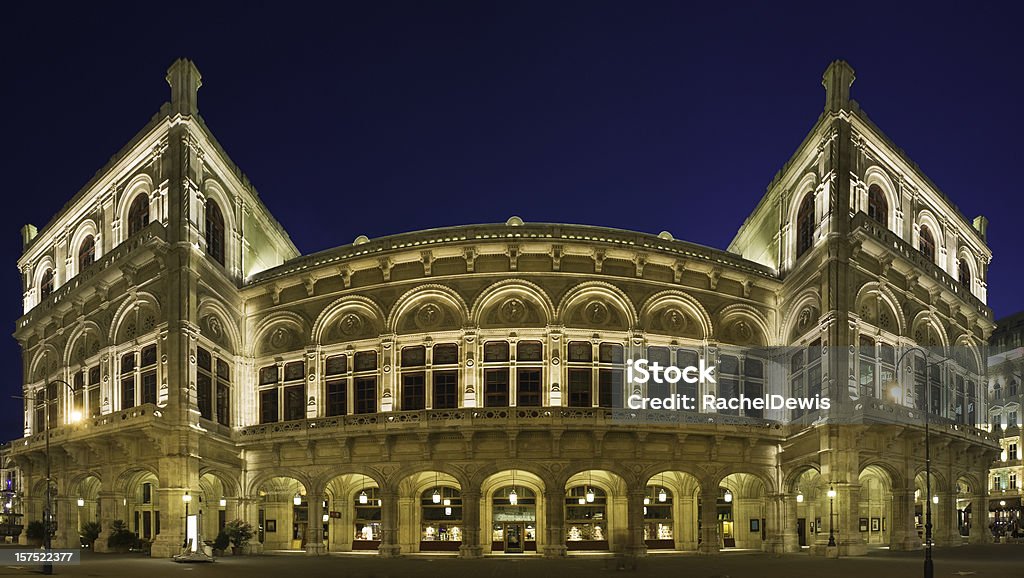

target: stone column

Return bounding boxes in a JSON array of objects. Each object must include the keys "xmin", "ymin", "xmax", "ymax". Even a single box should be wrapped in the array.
[
  {"xmin": 93, "ymin": 491, "xmax": 121, "ymax": 553},
  {"xmin": 459, "ymin": 489, "xmax": 483, "ymax": 558},
  {"xmin": 698, "ymin": 486, "xmax": 719, "ymax": 555},
  {"xmin": 765, "ymin": 493, "xmax": 798, "ymax": 553},
  {"xmin": 625, "ymin": 488, "xmax": 647, "ymax": 557},
  {"xmin": 55, "ymin": 497, "xmax": 77, "ymax": 548},
  {"xmin": 837, "ymin": 482, "xmax": 866, "ymax": 556},
  {"xmin": 676, "ymin": 496, "xmax": 696, "ymax": 550},
  {"xmin": 934, "ymin": 492, "xmax": 958, "ymax": 547},
  {"xmin": 542, "ymin": 487, "xmax": 566, "ymax": 557},
  {"xmin": 889, "ymin": 489, "xmax": 920, "ymax": 551},
  {"xmin": 305, "ymin": 496, "xmax": 325, "ymax": 555},
  {"xmin": 968, "ymin": 492, "xmax": 986, "ymax": 545},
  {"xmin": 378, "ymin": 489, "xmax": 400, "ymax": 557}
]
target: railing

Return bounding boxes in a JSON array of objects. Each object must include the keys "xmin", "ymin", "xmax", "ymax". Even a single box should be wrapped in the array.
[
  {"xmin": 18, "ymin": 222, "xmax": 167, "ymax": 327},
  {"xmin": 236, "ymin": 407, "xmax": 786, "ymax": 443},
  {"xmin": 850, "ymin": 213, "xmax": 991, "ymax": 319},
  {"xmin": 14, "ymin": 404, "xmax": 160, "ymax": 452},
  {"xmin": 858, "ymin": 397, "xmax": 999, "ymax": 445}
]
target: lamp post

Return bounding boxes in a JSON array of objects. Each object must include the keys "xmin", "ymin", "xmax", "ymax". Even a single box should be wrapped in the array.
[
  {"xmin": 182, "ymin": 491, "xmax": 192, "ymax": 551},
  {"xmin": 827, "ymin": 485, "xmax": 837, "ymax": 547},
  {"xmin": 885, "ymin": 346, "xmax": 950, "ymax": 578},
  {"xmin": 29, "ymin": 379, "xmax": 79, "ymax": 576}
]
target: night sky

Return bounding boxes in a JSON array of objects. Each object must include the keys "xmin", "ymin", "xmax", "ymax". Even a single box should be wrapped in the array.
[{"xmin": 2, "ymin": 2, "xmax": 1021, "ymax": 441}]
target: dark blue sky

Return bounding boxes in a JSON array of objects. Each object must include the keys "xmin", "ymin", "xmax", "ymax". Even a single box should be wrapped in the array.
[{"xmin": 2, "ymin": 2, "xmax": 1021, "ymax": 440}]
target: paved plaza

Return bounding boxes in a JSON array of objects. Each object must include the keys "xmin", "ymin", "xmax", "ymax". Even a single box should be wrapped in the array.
[{"xmin": 0, "ymin": 546, "xmax": 1021, "ymax": 578}]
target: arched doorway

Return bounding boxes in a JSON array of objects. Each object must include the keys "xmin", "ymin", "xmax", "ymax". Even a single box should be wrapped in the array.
[
  {"xmin": 255, "ymin": 476, "xmax": 308, "ymax": 551},
  {"xmin": 481, "ymin": 469, "xmax": 545, "ymax": 554},
  {"xmin": 397, "ymin": 471, "xmax": 463, "ymax": 553},
  {"xmin": 563, "ymin": 470, "xmax": 625, "ymax": 551},
  {"xmin": 858, "ymin": 466, "xmax": 893, "ymax": 547},
  {"xmin": 643, "ymin": 471, "xmax": 701, "ymax": 550},
  {"xmin": 714, "ymin": 473, "xmax": 766, "ymax": 549},
  {"xmin": 324, "ymin": 473, "xmax": 382, "ymax": 552}
]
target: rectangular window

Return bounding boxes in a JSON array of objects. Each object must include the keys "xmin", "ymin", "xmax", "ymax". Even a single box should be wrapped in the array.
[
  {"xmin": 567, "ymin": 369, "xmax": 591, "ymax": 407},
  {"xmin": 432, "ymin": 371, "xmax": 458, "ymax": 409},
  {"xmin": 284, "ymin": 384, "xmax": 305, "ymax": 421},
  {"xmin": 216, "ymin": 382, "xmax": 229, "ymax": 425},
  {"xmin": 73, "ymin": 371, "xmax": 85, "ymax": 416},
  {"xmin": 567, "ymin": 341, "xmax": 592, "ymax": 363},
  {"xmin": 142, "ymin": 371, "xmax": 158, "ymax": 405},
  {"xmin": 484, "ymin": 341, "xmax": 510, "ymax": 363},
  {"xmin": 516, "ymin": 341, "xmax": 543, "ymax": 362},
  {"xmin": 677, "ymin": 349, "xmax": 699, "ymax": 403},
  {"xmin": 859, "ymin": 336, "xmax": 876, "ymax": 400},
  {"xmin": 517, "ymin": 369, "xmax": 542, "ymax": 407},
  {"xmin": 197, "ymin": 368, "xmax": 212, "ymax": 421},
  {"xmin": 260, "ymin": 389, "xmax": 278, "ymax": 424},
  {"xmin": 402, "ymin": 372, "xmax": 426, "ymax": 410},
  {"xmin": 326, "ymin": 379, "xmax": 347, "ymax": 416},
  {"xmin": 259, "ymin": 365, "xmax": 278, "ymax": 385},
  {"xmin": 599, "ymin": 343, "xmax": 623, "ymax": 364},
  {"xmin": 432, "ymin": 344, "xmax": 459, "ymax": 365},
  {"xmin": 284, "ymin": 361, "xmax": 305, "ymax": 382},
  {"xmin": 354, "ymin": 351, "xmax": 378, "ymax": 372},
  {"xmin": 401, "ymin": 346, "xmax": 426, "ymax": 367},
  {"xmin": 120, "ymin": 353, "xmax": 136, "ymax": 410},
  {"xmin": 325, "ymin": 354, "xmax": 348, "ymax": 376},
  {"xmin": 216, "ymin": 359, "xmax": 230, "ymax": 426},
  {"xmin": 484, "ymin": 369, "xmax": 509, "ymax": 407},
  {"xmin": 354, "ymin": 377, "xmax": 377, "ymax": 414},
  {"xmin": 598, "ymin": 369, "xmax": 622, "ymax": 408},
  {"xmin": 88, "ymin": 366, "xmax": 101, "ymax": 417}
]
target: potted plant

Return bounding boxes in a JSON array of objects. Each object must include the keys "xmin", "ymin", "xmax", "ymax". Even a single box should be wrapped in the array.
[
  {"xmin": 80, "ymin": 521, "xmax": 101, "ymax": 550},
  {"xmin": 213, "ymin": 530, "xmax": 230, "ymax": 556},
  {"xmin": 106, "ymin": 519, "xmax": 135, "ymax": 553},
  {"xmin": 25, "ymin": 520, "xmax": 45, "ymax": 547},
  {"xmin": 223, "ymin": 519, "xmax": 254, "ymax": 555}
]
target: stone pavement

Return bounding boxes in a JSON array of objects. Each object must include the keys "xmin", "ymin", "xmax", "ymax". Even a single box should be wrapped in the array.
[{"xmin": 0, "ymin": 546, "xmax": 1021, "ymax": 577}]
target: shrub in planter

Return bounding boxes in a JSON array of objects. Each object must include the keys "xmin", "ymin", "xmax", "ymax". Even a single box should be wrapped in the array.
[
  {"xmin": 106, "ymin": 520, "xmax": 136, "ymax": 553},
  {"xmin": 26, "ymin": 521, "xmax": 45, "ymax": 546},
  {"xmin": 80, "ymin": 521, "xmax": 102, "ymax": 549},
  {"xmin": 223, "ymin": 519, "xmax": 254, "ymax": 554},
  {"xmin": 213, "ymin": 530, "xmax": 230, "ymax": 555}
]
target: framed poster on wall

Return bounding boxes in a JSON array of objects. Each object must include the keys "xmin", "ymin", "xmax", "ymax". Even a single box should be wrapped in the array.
[
  {"xmin": 859, "ymin": 518, "xmax": 869, "ymax": 532},
  {"xmin": 871, "ymin": 518, "xmax": 881, "ymax": 531}
]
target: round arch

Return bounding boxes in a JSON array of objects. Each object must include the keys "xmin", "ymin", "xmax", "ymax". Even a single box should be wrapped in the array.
[
  {"xmin": 639, "ymin": 290, "xmax": 714, "ymax": 340},
  {"xmin": 556, "ymin": 281, "xmax": 638, "ymax": 331},
  {"xmin": 310, "ymin": 295, "xmax": 387, "ymax": 345},
  {"xmin": 470, "ymin": 279, "xmax": 555, "ymax": 328}
]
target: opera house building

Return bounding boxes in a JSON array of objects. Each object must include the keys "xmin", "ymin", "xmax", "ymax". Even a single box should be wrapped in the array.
[{"xmin": 5, "ymin": 59, "xmax": 1000, "ymax": 559}]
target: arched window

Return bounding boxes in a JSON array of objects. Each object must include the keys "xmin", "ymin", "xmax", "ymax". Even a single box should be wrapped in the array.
[
  {"xmin": 205, "ymin": 200, "xmax": 225, "ymax": 265},
  {"xmin": 128, "ymin": 194, "xmax": 149, "ymax": 237},
  {"xmin": 958, "ymin": 258, "xmax": 971, "ymax": 289},
  {"xmin": 78, "ymin": 235, "xmax": 95, "ymax": 272},
  {"xmin": 796, "ymin": 193, "xmax": 815, "ymax": 258},
  {"xmin": 868, "ymin": 184, "xmax": 888, "ymax": 225},
  {"xmin": 919, "ymin": 225, "xmax": 936, "ymax": 262},
  {"xmin": 39, "ymin": 268, "xmax": 54, "ymax": 299}
]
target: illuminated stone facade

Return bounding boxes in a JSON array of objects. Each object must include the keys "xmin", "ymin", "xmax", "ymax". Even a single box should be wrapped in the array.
[{"xmin": 8, "ymin": 59, "xmax": 999, "ymax": 559}]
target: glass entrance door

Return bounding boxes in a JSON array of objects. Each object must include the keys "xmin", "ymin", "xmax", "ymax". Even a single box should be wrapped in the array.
[{"xmin": 504, "ymin": 523, "xmax": 524, "ymax": 553}]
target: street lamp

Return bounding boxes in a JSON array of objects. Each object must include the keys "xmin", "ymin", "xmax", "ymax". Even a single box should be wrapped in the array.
[
  {"xmin": 23, "ymin": 379, "xmax": 80, "ymax": 576},
  {"xmin": 827, "ymin": 485, "xmax": 837, "ymax": 547},
  {"xmin": 884, "ymin": 346, "xmax": 951, "ymax": 578},
  {"xmin": 182, "ymin": 491, "xmax": 192, "ymax": 550}
]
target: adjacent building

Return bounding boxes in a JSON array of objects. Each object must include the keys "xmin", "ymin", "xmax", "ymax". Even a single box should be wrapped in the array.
[
  {"xmin": 987, "ymin": 311, "xmax": 1023, "ymax": 532},
  {"xmin": 8, "ymin": 59, "xmax": 999, "ymax": 558}
]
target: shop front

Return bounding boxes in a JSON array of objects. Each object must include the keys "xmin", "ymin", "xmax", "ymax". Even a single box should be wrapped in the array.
[
  {"xmin": 565, "ymin": 486, "xmax": 608, "ymax": 551},
  {"xmin": 643, "ymin": 485, "xmax": 674, "ymax": 549},
  {"xmin": 491, "ymin": 486, "xmax": 536, "ymax": 553},
  {"xmin": 421, "ymin": 486, "xmax": 462, "ymax": 551},
  {"xmin": 353, "ymin": 487, "xmax": 381, "ymax": 550}
]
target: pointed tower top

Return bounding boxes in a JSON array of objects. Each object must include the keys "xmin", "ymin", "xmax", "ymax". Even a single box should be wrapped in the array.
[
  {"xmin": 166, "ymin": 58, "xmax": 202, "ymax": 116},
  {"xmin": 822, "ymin": 60, "xmax": 855, "ymax": 113}
]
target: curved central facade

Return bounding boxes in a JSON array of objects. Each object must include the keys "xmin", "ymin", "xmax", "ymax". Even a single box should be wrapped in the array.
[{"xmin": 7, "ymin": 59, "xmax": 1000, "ymax": 559}]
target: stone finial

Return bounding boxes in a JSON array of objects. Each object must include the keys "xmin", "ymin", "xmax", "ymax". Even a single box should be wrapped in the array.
[
  {"xmin": 166, "ymin": 58, "xmax": 202, "ymax": 116},
  {"xmin": 822, "ymin": 60, "xmax": 855, "ymax": 113}
]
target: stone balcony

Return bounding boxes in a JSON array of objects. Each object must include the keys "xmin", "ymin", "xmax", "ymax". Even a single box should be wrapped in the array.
[
  {"xmin": 235, "ymin": 407, "xmax": 788, "ymax": 446},
  {"xmin": 850, "ymin": 212, "xmax": 991, "ymax": 320},
  {"xmin": 12, "ymin": 404, "xmax": 162, "ymax": 456}
]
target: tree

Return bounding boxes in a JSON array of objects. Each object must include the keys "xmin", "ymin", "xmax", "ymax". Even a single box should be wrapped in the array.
[{"xmin": 106, "ymin": 519, "xmax": 136, "ymax": 552}]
